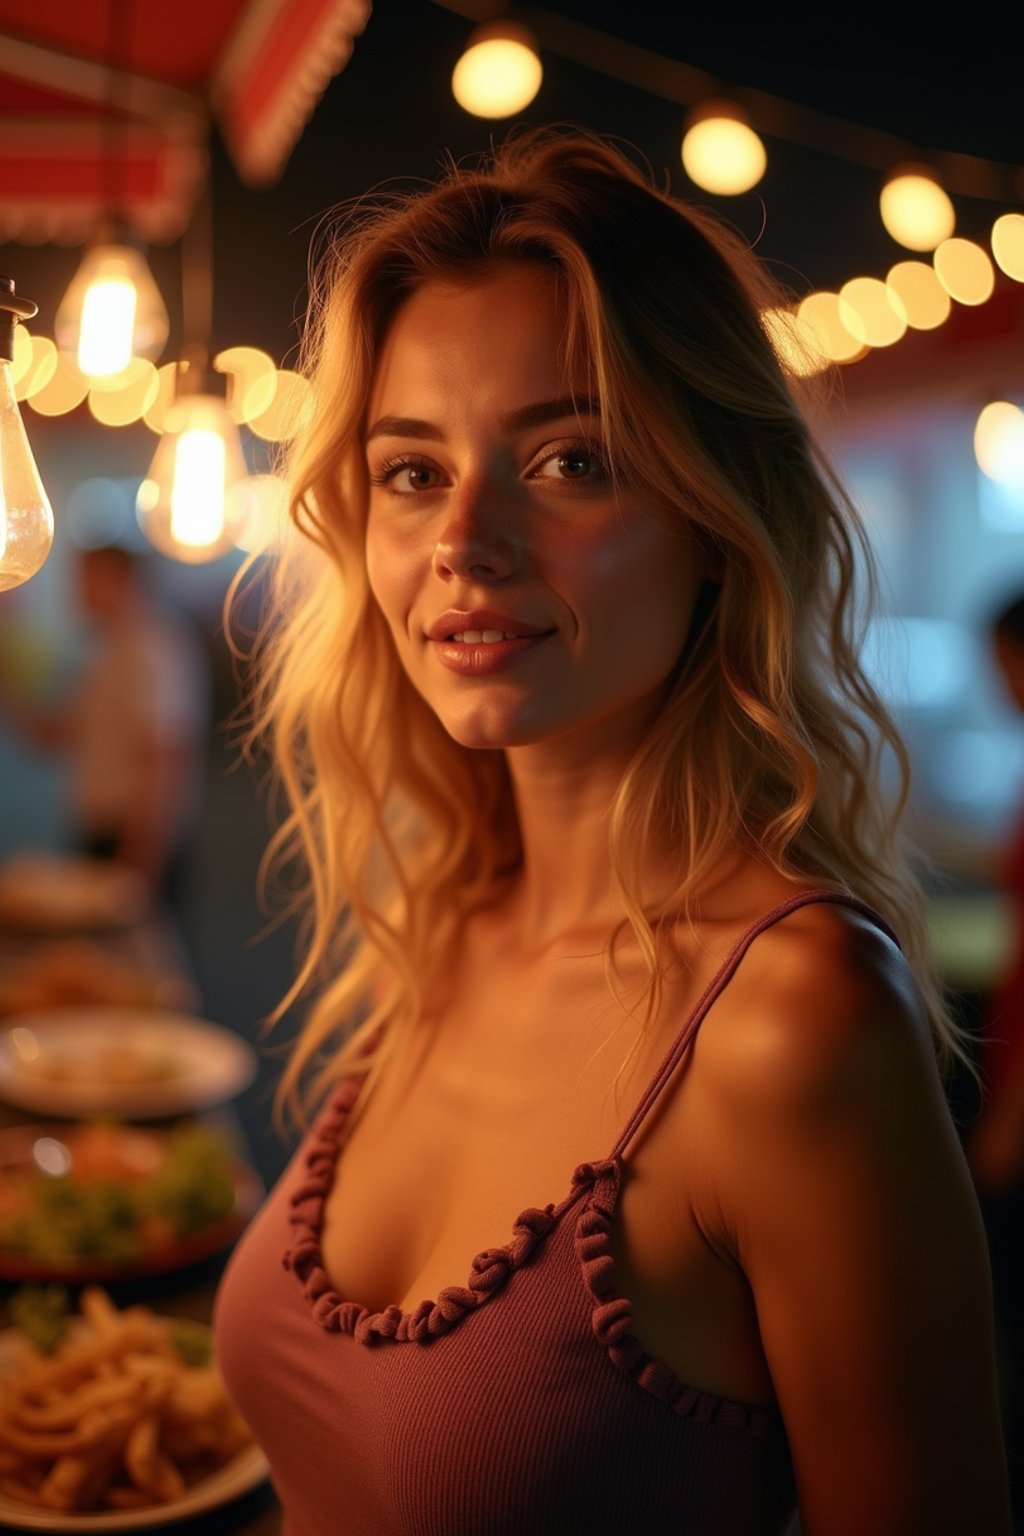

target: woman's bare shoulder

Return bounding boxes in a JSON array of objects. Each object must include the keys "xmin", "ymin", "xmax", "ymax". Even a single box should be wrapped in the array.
[{"xmin": 691, "ymin": 894, "xmax": 937, "ymax": 1116}]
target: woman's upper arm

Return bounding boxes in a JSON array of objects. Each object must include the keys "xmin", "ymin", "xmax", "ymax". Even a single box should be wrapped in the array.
[{"xmin": 704, "ymin": 910, "xmax": 1010, "ymax": 1536}]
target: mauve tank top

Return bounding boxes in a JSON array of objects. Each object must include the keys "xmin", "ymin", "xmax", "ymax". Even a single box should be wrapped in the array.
[{"xmin": 214, "ymin": 890, "xmax": 899, "ymax": 1535}]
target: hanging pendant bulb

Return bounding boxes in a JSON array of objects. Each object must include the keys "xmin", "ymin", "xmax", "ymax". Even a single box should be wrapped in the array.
[
  {"xmin": 55, "ymin": 239, "xmax": 169, "ymax": 380},
  {"xmin": 0, "ymin": 278, "xmax": 54, "ymax": 592},
  {"xmin": 136, "ymin": 363, "xmax": 249, "ymax": 563}
]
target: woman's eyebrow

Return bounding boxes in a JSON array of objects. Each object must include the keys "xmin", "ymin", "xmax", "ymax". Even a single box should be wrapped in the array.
[{"xmin": 363, "ymin": 395, "xmax": 601, "ymax": 445}]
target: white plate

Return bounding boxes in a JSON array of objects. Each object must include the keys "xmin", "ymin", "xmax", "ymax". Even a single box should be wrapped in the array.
[
  {"xmin": 0, "ymin": 1010, "xmax": 259, "ymax": 1119},
  {"xmin": 0, "ymin": 1328, "xmax": 269, "ymax": 1531}
]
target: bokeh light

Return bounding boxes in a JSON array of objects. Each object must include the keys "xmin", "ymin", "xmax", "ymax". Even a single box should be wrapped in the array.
[
  {"xmin": 143, "ymin": 361, "xmax": 189, "ymax": 434},
  {"xmin": 838, "ymin": 277, "xmax": 906, "ymax": 347},
  {"xmin": 879, "ymin": 167, "xmax": 955, "ymax": 251},
  {"xmin": 991, "ymin": 213, "xmax": 1024, "ymax": 281},
  {"xmin": 248, "ymin": 370, "xmax": 315, "ymax": 442},
  {"xmin": 933, "ymin": 238, "xmax": 995, "ymax": 305},
  {"xmin": 27, "ymin": 351, "xmax": 89, "ymax": 416},
  {"xmin": 796, "ymin": 291, "xmax": 866, "ymax": 363},
  {"xmin": 681, "ymin": 103, "xmax": 766, "ymax": 195},
  {"xmin": 88, "ymin": 359, "xmax": 159, "ymax": 427},
  {"xmin": 975, "ymin": 401, "xmax": 1024, "ymax": 486},
  {"xmin": 14, "ymin": 336, "xmax": 57, "ymax": 401},
  {"xmin": 885, "ymin": 261, "xmax": 951, "ymax": 330},
  {"xmin": 451, "ymin": 23, "xmax": 542, "ymax": 118},
  {"xmin": 214, "ymin": 346, "xmax": 277, "ymax": 425}
]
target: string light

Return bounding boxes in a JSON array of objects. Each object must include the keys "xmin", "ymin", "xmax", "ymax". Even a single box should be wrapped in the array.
[
  {"xmin": 796, "ymin": 292, "xmax": 866, "ymax": 364},
  {"xmin": 975, "ymin": 402, "xmax": 1024, "ymax": 486},
  {"xmin": 879, "ymin": 166, "xmax": 955, "ymax": 252},
  {"xmin": 451, "ymin": 22, "xmax": 542, "ymax": 118},
  {"xmin": 933, "ymin": 238, "xmax": 995, "ymax": 305},
  {"xmin": 885, "ymin": 261, "xmax": 951, "ymax": 330},
  {"xmin": 991, "ymin": 213, "xmax": 1024, "ymax": 281},
  {"xmin": 838, "ymin": 277, "xmax": 906, "ymax": 348},
  {"xmin": 681, "ymin": 101, "xmax": 766, "ymax": 195}
]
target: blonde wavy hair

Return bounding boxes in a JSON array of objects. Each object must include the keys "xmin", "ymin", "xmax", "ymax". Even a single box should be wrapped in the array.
[{"xmin": 235, "ymin": 129, "xmax": 969, "ymax": 1134}]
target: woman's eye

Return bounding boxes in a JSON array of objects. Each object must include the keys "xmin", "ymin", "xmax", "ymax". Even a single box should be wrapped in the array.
[
  {"xmin": 533, "ymin": 445, "xmax": 607, "ymax": 483},
  {"xmin": 369, "ymin": 459, "xmax": 443, "ymax": 493}
]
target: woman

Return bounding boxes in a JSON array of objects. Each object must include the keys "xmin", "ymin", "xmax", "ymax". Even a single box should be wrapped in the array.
[{"xmin": 214, "ymin": 133, "xmax": 1009, "ymax": 1535}]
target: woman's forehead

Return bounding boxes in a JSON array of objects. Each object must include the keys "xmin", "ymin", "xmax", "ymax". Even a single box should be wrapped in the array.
[{"xmin": 366, "ymin": 265, "xmax": 590, "ymax": 425}]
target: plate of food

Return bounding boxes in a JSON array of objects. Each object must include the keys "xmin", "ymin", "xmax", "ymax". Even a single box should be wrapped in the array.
[
  {"xmin": 0, "ymin": 1286, "xmax": 268, "ymax": 1529},
  {"xmin": 0, "ymin": 1012, "xmax": 259, "ymax": 1120},
  {"xmin": 0, "ymin": 1121, "xmax": 263, "ymax": 1284},
  {"xmin": 0, "ymin": 854, "xmax": 149, "ymax": 933}
]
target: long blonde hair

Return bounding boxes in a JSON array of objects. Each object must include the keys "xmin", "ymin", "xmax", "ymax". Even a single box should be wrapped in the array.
[{"xmin": 235, "ymin": 130, "xmax": 968, "ymax": 1132}]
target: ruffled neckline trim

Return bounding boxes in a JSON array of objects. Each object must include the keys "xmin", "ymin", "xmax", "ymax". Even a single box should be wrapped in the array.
[{"xmin": 283, "ymin": 1075, "xmax": 784, "ymax": 1437}]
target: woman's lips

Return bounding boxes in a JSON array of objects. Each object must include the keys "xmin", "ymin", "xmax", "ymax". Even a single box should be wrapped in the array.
[{"xmin": 430, "ymin": 631, "xmax": 554, "ymax": 674}]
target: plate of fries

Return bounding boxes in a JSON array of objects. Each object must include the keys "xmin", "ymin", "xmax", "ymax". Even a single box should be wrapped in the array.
[{"xmin": 0, "ymin": 1288, "xmax": 268, "ymax": 1528}]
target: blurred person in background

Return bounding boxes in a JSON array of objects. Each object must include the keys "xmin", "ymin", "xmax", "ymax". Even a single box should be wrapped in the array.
[
  {"xmin": 969, "ymin": 590, "xmax": 1024, "ymax": 1522},
  {"xmin": 1, "ymin": 543, "xmax": 210, "ymax": 912}
]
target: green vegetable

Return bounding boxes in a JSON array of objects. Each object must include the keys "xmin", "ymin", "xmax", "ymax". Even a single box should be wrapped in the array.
[
  {"xmin": 9, "ymin": 1284, "xmax": 70, "ymax": 1354},
  {"xmin": 0, "ymin": 1125, "xmax": 237, "ymax": 1264},
  {"xmin": 171, "ymin": 1318, "xmax": 212, "ymax": 1366}
]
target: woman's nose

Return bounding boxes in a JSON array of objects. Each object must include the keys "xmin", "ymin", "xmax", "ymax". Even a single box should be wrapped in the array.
[{"xmin": 431, "ymin": 477, "xmax": 518, "ymax": 583}]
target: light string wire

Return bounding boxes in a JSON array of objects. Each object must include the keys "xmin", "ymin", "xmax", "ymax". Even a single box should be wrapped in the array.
[{"xmin": 432, "ymin": 0, "xmax": 1024, "ymax": 203}]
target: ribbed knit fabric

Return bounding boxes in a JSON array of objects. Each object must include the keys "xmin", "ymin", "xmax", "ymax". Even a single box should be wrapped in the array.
[{"xmin": 214, "ymin": 890, "xmax": 898, "ymax": 1535}]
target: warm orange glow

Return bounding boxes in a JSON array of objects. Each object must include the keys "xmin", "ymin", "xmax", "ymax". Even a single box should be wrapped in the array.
[
  {"xmin": 992, "ymin": 213, "xmax": 1024, "ymax": 282},
  {"xmin": 14, "ymin": 337, "xmax": 57, "ymax": 401},
  {"xmin": 796, "ymin": 291, "xmax": 866, "ymax": 362},
  {"xmin": 681, "ymin": 102, "xmax": 766, "ymax": 195},
  {"xmin": 760, "ymin": 307, "xmax": 828, "ymax": 377},
  {"xmin": 27, "ymin": 352, "xmax": 89, "ymax": 417},
  {"xmin": 248, "ymin": 371, "xmax": 315, "ymax": 442},
  {"xmin": 213, "ymin": 346, "xmax": 277, "ymax": 425},
  {"xmin": 933, "ymin": 238, "xmax": 995, "ymax": 304},
  {"xmin": 838, "ymin": 277, "xmax": 906, "ymax": 347},
  {"xmin": 451, "ymin": 23, "xmax": 542, "ymax": 118},
  {"xmin": 975, "ymin": 401, "xmax": 1024, "ymax": 486},
  {"xmin": 88, "ymin": 360, "xmax": 159, "ymax": 427},
  {"xmin": 879, "ymin": 166, "xmax": 955, "ymax": 251},
  {"xmin": 143, "ymin": 362, "xmax": 189, "ymax": 434},
  {"xmin": 885, "ymin": 261, "xmax": 951, "ymax": 330}
]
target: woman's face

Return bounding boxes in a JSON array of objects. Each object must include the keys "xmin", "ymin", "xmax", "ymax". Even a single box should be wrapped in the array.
[{"xmin": 364, "ymin": 262, "xmax": 710, "ymax": 760}]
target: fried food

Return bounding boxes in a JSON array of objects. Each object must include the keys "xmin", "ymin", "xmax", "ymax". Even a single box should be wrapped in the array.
[{"xmin": 0, "ymin": 1287, "xmax": 253, "ymax": 1513}]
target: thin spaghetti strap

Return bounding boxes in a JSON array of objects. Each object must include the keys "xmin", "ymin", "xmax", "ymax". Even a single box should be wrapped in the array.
[{"xmin": 608, "ymin": 889, "xmax": 901, "ymax": 1164}]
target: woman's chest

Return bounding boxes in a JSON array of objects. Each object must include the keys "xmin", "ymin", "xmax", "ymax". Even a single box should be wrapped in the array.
[{"xmin": 317, "ymin": 963, "xmax": 777, "ymax": 1405}]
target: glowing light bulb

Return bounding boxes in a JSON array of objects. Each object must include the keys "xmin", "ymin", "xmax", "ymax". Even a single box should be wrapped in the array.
[
  {"xmin": 452, "ymin": 23, "xmax": 542, "ymax": 118},
  {"xmin": 137, "ymin": 389, "xmax": 248, "ymax": 563},
  {"xmin": 933, "ymin": 238, "xmax": 995, "ymax": 305},
  {"xmin": 681, "ymin": 102, "xmax": 766, "ymax": 195},
  {"xmin": 55, "ymin": 242, "xmax": 168, "ymax": 380},
  {"xmin": 975, "ymin": 402, "xmax": 1024, "ymax": 486},
  {"xmin": 838, "ymin": 277, "xmax": 906, "ymax": 347},
  {"xmin": 796, "ymin": 292, "xmax": 866, "ymax": 363},
  {"xmin": 992, "ymin": 213, "xmax": 1024, "ymax": 282},
  {"xmin": 879, "ymin": 166, "xmax": 955, "ymax": 252},
  {"xmin": 0, "ymin": 278, "xmax": 53, "ymax": 591},
  {"xmin": 885, "ymin": 261, "xmax": 951, "ymax": 330}
]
